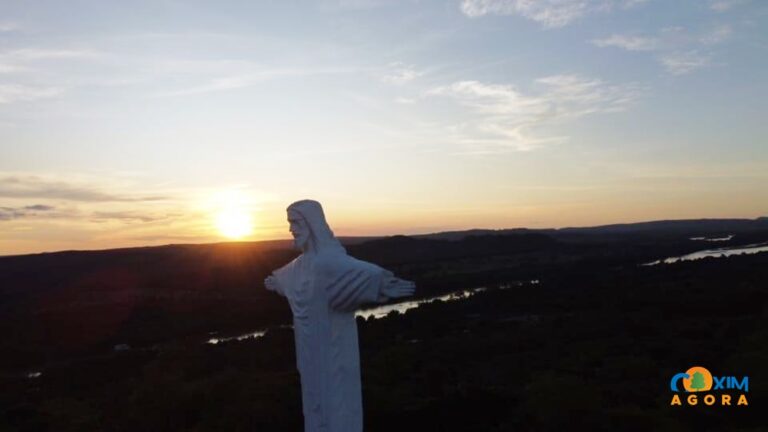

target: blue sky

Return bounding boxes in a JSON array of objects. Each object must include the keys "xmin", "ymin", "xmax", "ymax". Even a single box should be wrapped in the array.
[{"xmin": 1, "ymin": 0, "xmax": 767, "ymax": 254}]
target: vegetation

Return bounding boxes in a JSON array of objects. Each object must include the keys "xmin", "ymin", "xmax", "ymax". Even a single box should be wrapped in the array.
[{"xmin": 1, "ymin": 221, "xmax": 767, "ymax": 431}]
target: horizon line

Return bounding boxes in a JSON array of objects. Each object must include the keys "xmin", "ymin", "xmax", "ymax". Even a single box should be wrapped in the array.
[{"xmin": 2, "ymin": 215, "xmax": 765, "ymax": 258}]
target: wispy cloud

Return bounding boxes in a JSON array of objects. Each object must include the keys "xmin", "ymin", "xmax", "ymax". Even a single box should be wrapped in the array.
[
  {"xmin": 394, "ymin": 96, "xmax": 417, "ymax": 104},
  {"xmin": 325, "ymin": 0, "xmax": 390, "ymax": 9},
  {"xmin": 128, "ymin": 233, "xmax": 214, "ymax": 243},
  {"xmin": 0, "ymin": 204, "xmax": 56, "ymax": 221},
  {"xmin": 157, "ymin": 65, "xmax": 357, "ymax": 97},
  {"xmin": 0, "ymin": 63, "xmax": 27, "ymax": 74},
  {"xmin": 0, "ymin": 176, "xmax": 169, "ymax": 202},
  {"xmin": 90, "ymin": 211, "xmax": 177, "ymax": 223},
  {"xmin": 709, "ymin": 0, "xmax": 748, "ymax": 12},
  {"xmin": 592, "ymin": 34, "xmax": 659, "ymax": 51},
  {"xmin": 0, "ymin": 22, "xmax": 21, "ymax": 32},
  {"xmin": 181, "ymin": 76, "xmax": 257, "ymax": 94},
  {"xmin": 380, "ymin": 62, "xmax": 426, "ymax": 85},
  {"xmin": 592, "ymin": 24, "xmax": 733, "ymax": 75},
  {"xmin": 0, "ymin": 48, "xmax": 101, "ymax": 74},
  {"xmin": 699, "ymin": 24, "xmax": 732, "ymax": 45},
  {"xmin": 660, "ymin": 51, "xmax": 711, "ymax": 75},
  {"xmin": 425, "ymin": 75, "xmax": 641, "ymax": 151},
  {"xmin": 0, "ymin": 48, "xmax": 101, "ymax": 102},
  {"xmin": 460, "ymin": 0, "xmax": 647, "ymax": 28},
  {"xmin": 0, "ymin": 204, "xmax": 178, "ymax": 224},
  {"xmin": 0, "ymin": 84, "xmax": 64, "ymax": 104},
  {"xmin": 0, "ymin": 48, "xmax": 100, "ymax": 60}
]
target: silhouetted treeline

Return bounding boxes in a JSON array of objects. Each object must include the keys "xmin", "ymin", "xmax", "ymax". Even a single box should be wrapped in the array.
[{"xmin": 1, "ymin": 220, "xmax": 767, "ymax": 431}]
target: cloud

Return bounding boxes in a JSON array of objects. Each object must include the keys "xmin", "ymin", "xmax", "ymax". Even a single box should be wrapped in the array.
[
  {"xmin": 395, "ymin": 97, "xmax": 417, "ymax": 104},
  {"xmin": 159, "ymin": 78, "xmax": 243, "ymax": 97},
  {"xmin": 128, "ymin": 233, "xmax": 214, "ymax": 243},
  {"xmin": 326, "ymin": 0, "xmax": 390, "ymax": 9},
  {"xmin": 0, "ymin": 63, "xmax": 27, "ymax": 74},
  {"xmin": 24, "ymin": 204, "xmax": 55, "ymax": 211},
  {"xmin": 0, "ymin": 84, "xmax": 64, "ymax": 104},
  {"xmin": 0, "ymin": 176, "xmax": 169, "ymax": 202},
  {"xmin": 0, "ymin": 204, "xmax": 173, "ymax": 224},
  {"xmin": 660, "ymin": 51, "xmax": 711, "ymax": 75},
  {"xmin": 0, "ymin": 49, "xmax": 99, "ymax": 60},
  {"xmin": 0, "ymin": 49, "xmax": 100, "ymax": 75},
  {"xmin": 622, "ymin": 0, "xmax": 649, "ymax": 6},
  {"xmin": 0, "ymin": 204, "xmax": 56, "ymax": 221},
  {"xmin": 593, "ymin": 25, "xmax": 732, "ymax": 52},
  {"xmin": 0, "ymin": 49, "xmax": 101, "ymax": 102},
  {"xmin": 709, "ymin": 0, "xmax": 747, "ymax": 12},
  {"xmin": 90, "ymin": 211, "xmax": 175, "ymax": 223},
  {"xmin": 380, "ymin": 62, "xmax": 426, "ymax": 85},
  {"xmin": 591, "ymin": 34, "xmax": 659, "ymax": 51},
  {"xmin": 460, "ymin": 0, "xmax": 647, "ymax": 28},
  {"xmin": 425, "ymin": 75, "xmax": 641, "ymax": 151},
  {"xmin": 157, "ymin": 65, "xmax": 355, "ymax": 97},
  {"xmin": 0, "ymin": 22, "xmax": 21, "ymax": 32},
  {"xmin": 699, "ymin": 24, "xmax": 732, "ymax": 45},
  {"xmin": 592, "ymin": 24, "xmax": 732, "ymax": 75},
  {"xmin": 158, "ymin": 70, "xmax": 303, "ymax": 96}
]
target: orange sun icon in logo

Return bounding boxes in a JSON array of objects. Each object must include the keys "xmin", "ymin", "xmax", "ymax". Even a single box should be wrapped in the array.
[{"xmin": 682, "ymin": 366, "xmax": 713, "ymax": 392}]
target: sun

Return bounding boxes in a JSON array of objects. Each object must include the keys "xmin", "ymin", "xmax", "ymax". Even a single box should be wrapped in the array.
[
  {"xmin": 215, "ymin": 208, "xmax": 253, "ymax": 239},
  {"xmin": 209, "ymin": 189, "xmax": 257, "ymax": 240}
]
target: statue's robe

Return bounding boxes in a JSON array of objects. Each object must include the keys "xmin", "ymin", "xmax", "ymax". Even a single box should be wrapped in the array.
[{"xmin": 268, "ymin": 251, "xmax": 390, "ymax": 432}]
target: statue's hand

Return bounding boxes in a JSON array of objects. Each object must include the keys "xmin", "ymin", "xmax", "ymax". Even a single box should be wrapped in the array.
[
  {"xmin": 264, "ymin": 275, "xmax": 280, "ymax": 292},
  {"xmin": 381, "ymin": 277, "xmax": 415, "ymax": 299}
]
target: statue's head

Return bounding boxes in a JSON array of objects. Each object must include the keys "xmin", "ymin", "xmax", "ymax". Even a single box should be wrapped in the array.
[
  {"xmin": 287, "ymin": 208, "xmax": 311, "ymax": 250},
  {"xmin": 286, "ymin": 200, "xmax": 345, "ymax": 254}
]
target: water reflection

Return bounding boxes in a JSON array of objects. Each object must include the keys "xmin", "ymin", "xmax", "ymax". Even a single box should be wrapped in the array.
[
  {"xmin": 207, "ymin": 330, "xmax": 267, "ymax": 345},
  {"xmin": 645, "ymin": 242, "xmax": 768, "ymax": 265},
  {"xmin": 207, "ymin": 281, "xmax": 540, "ymax": 345},
  {"xmin": 356, "ymin": 287, "xmax": 487, "ymax": 320},
  {"xmin": 356, "ymin": 279, "xmax": 540, "ymax": 320},
  {"xmin": 690, "ymin": 234, "xmax": 733, "ymax": 242}
]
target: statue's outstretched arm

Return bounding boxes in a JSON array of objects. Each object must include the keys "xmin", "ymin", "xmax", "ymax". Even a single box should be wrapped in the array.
[
  {"xmin": 264, "ymin": 275, "xmax": 285, "ymax": 296},
  {"xmin": 325, "ymin": 259, "xmax": 415, "ymax": 310},
  {"xmin": 380, "ymin": 276, "xmax": 415, "ymax": 300}
]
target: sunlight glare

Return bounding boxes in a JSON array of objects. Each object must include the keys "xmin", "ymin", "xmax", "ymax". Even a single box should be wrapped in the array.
[
  {"xmin": 212, "ymin": 190, "xmax": 254, "ymax": 240},
  {"xmin": 216, "ymin": 208, "xmax": 253, "ymax": 239}
]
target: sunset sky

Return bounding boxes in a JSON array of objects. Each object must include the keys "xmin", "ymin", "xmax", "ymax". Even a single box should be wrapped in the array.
[{"xmin": 1, "ymin": 0, "xmax": 767, "ymax": 255}]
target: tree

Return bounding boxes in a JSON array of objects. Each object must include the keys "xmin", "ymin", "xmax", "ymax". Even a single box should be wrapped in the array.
[{"xmin": 689, "ymin": 372, "xmax": 706, "ymax": 391}]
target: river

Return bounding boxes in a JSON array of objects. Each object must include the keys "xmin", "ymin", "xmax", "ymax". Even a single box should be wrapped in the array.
[{"xmin": 644, "ymin": 242, "xmax": 768, "ymax": 266}]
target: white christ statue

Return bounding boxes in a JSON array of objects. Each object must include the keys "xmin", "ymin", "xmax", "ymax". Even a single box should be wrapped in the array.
[{"xmin": 264, "ymin": 199, "xmax": 415, "ymax": 432}]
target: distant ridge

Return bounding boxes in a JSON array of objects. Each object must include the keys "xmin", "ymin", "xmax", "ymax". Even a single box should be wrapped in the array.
[
  {"xmin": 2, "ymin": 218, "xmax": 767, "ymax": 258},
  {"xmin": 557, "ymin": 218, "xmax": 768, "ymax": 234},
  {"xmin": 0, "ymin": 236, "xmax": 379, "ymax": 259},
  {"xmin": 416, "ymin": 217, "xmax": 768, "ymax": 241}
]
